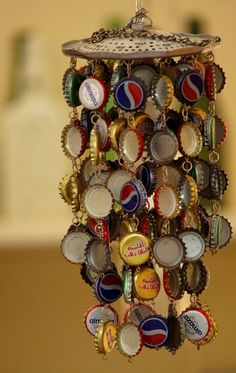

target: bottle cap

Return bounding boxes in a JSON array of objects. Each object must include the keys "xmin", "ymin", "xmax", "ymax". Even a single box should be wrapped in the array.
[
  {"xmin": 62, "ymin": 68, "xmax": 83, "ymax": 107},
  {"xmin": 140, "ymin": 316, "xmax": 169, "ymax": 348},
  {"xmin": 87, "ymin": 217, "xmax": 110, "ymax": 243},
  {"xmin": 131, "ymin": 65, "xmax": 157, "ymax": 94},
  {"xmin": 92, "ymin": 115, "xmax": 110, "ymax": 150},
  {"xmin": 134, "ymin": 267, "xmax": 160, "ymax": 300},
  {"xmin": 120, "ymin": 179, "xmax": 147, "ymax": 214},
  {"xmin": 163, "ymin": 268, "xmax": 184, "ymax": 300},
  {"xmin": 89, "ymin": 128, "xmax": 100, "ymax": 166},
  {"xmin": 151, "ymin": 74, "xmax": 174, "ymax": 109},
  {"xmin": 136, "ymin": 162, "xmax": 157, "ymax": 196},
  {"xmin": 79, "ymin": 77, "xmax": 108, "ymax": 110},
  {"xmin": 61, "ymin": 230, "xmax": 91, "ymax": 264},
  {"xmin": 85, "ymin": 238, "xmax": 111, "ymax": 273},
  {"xmin": 80, "ymin": 157, "xmax": 94, "ymax": 185},
  {"xmin": 117, "ymin": 323, "xmax": 144, "ymax": 357},
  {"xmin": 94, "ymin": 320, "xmax": 117, "ymax": 354},
  {"xmin": 119, "ymin": 232, "xmax": 151, "ymax": 266},
  {"xmin": 179, "ymin": 229, "xmax": 206, "ymax": 262},
  {"xmin": 124, "ymin": 302, "xmax": 155, "ymax": 326},
  {"xmin": 122, "ymin": 268, "xmax": 133, "ymax": 303},
  {"xmin": 153, "ymin": 235, "xmax": 185, "ymax": 269},
  {"xmin": 175, "ymin": 70, "xmax": 204, "ymax": 105},
  {"xmin": 80, "ymin": 107, "xmax": 93, "ymax": 137},
  {"xmin": 110, "ymin": 63, "xmax": 127, "ymax": 90},
  {"xmin": 109, "ymin": 118, "xmax": 127, "ymax": 149},
  {"xmin": 154, "ymin": 185, "xmax": 181, "ymax": 219},
  {"xmin": 178, "ymin": 122, "xmax": 203, "ymax": 158},
  {"xmin": 205, "ymin": 63, "xmax": 217, "ymax": 101},
  {"xmin": 178, "ymin": 175, "xmax": 198, "ymax": 210},
  {"xmin": 181, "ymin": 308, "xmax": 211, "ymax": 341},
  {"xmin": 148, "ymin": 129, "xmax": 178, "ymax": 165},
  {"xmin": 114, "ymin": 77, "xmax": 147, "ymax": 111},
  {"xmin": 61, "ymin": 122, "xmax": 87, "ymax": 159},
  {"xmin": 181, "ymin": 260, "xmax": 209, "ymax": 295},
  {"xmin": 88, "ymin": 171, "xmax": 110, "ymax": 188},
  {"xmin": 84, "ymin": 304, "xmax": 118, "ymax": 335},
  {"xmin": 58, "ymin": 174, "xmax": 80, "ymax": 213},
  {"xmin": 156, "ymin": 164, "xmax": 181, "ymax": 190},
  {"xmin": 128, "ymin": 112, "xmax": 154, "ymax": 138},
  {"xmin": 80, "ymin": 262, "xmax": 99, "ymax": 286},
  {"xmin": 119, "ymin": 128, "xmax": 144, "ymax": 165},
  {"xmin": 94, "ymin": 272, "xmax": 123, "ymax": 304},
  {"xmin": 218, "ymin": 216, "xmax": 232, "ymax": 249},
  {"xmin": 83, "ymin": 185, "xmax": 113, "ymax": 219},
  {"xmin": 179, "ymin": 208, "xmax": 202, "ymax": 230},
  {"xmin": 107, "ymin": 170, "xmax": 133, "ymax": 202}
]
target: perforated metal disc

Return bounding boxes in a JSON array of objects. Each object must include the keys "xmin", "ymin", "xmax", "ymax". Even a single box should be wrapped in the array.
[{"xmin": 62, "ymin": 31, "xmax": 221, "ymax": 60}]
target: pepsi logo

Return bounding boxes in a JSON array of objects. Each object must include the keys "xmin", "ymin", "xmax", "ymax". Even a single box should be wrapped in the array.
[
  {"xmin": 180, "ymin": 72, "xmax": 204, "ymax": 103},
  {"xmin": 95, "ymin": 272, "xmax": 123, "ymax": 303},
  {"xmin": 140, "ymin": 316, "xmax": 168, "ymax": 348},
  {"xmin": 114, "ymin": 78, "xmax": 146, "ymax": 111},
  {"xmin": 120, "ymin": 181, "xmax": 140, "ymax": 213}
]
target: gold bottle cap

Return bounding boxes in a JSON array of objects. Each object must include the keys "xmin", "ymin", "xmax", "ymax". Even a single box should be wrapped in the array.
[
  {"xmin": 94, "ymin": 320, "xmax": 117, "ymax": 355},
  {"xmin": 178, "ymin": 175, "xmax": 198, "ymax": 210},
  {"xmin": 109, "ymin": 118, "xmax": 127, "ymax": 149},
  {"xmin": 134, "ymin": 267, "xmax": 160, "ymax": 301},
  {"xmin": 58, "ymin": 174, "xmax": 80, "ymax": 212},
  {"xmin": 90, "ymin": 128, "xmax": 100, "ymax": 166},
  {"xmin": 120, "ymin": 219, "xmax": 135, "ymax": 237},
  {"xmin": 119, "ymin": 232, "xmax": 151, "ymax": 266},
  {"xmin": 61, "ymin": 123, "xmax": 87, "ymax": 159},
  {"xmin": 128, "ymin": 112, "xmax": 154, "ymax": 138}
]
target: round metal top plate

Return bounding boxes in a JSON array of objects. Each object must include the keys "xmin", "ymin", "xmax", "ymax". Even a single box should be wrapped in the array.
[{"xmin": 62, "ymin": 30, "xmax": 220, "ymax": 60}]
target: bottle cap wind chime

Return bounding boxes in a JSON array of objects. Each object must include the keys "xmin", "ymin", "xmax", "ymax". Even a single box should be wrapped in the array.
[{"xmin": 59, "ymin": 0, "xmax": 232, "ymax": 358}]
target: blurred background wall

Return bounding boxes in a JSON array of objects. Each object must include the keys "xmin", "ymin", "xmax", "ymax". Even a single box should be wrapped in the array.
[{"xmin": 0, "ymin": 0, "xmax": 235, "ymax": 372}]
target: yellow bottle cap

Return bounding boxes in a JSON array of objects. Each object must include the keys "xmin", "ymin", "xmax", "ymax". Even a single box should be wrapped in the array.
[
  {"xmin": 134, "ymin": 267, "xmax": 160, "ymax": 300},
  {"xmin": 94, "ymin": 320, "xmax": 117, "ymax": 354},
  {"xmin": 119, "ymin": 232, "xmax": 151, "ymax": 266}
]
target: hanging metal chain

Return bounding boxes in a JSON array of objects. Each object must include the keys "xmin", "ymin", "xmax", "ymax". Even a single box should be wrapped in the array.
[
  {"xmin": 89, "ymin": 8, "xmax": 220, "ymax": 47},
  {"xmin": 136, "ymin": 0, "xmax": 142, "ymax": 11}
]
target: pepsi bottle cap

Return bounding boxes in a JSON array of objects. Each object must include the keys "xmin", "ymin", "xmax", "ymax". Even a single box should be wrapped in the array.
[
  {"xmin": 114, "ymin": 77, "xmax": 147, "ymax": 111},
  {"xmin": 140, "ymin": 316, "xmax": 169, "ymax": 348}
]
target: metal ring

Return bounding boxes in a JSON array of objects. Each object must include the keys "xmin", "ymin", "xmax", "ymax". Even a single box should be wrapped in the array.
[
  {"xmin": 182, "ymin": 160, "xmax": 193, "ymax": 173},
  {"xmin": 209, "ymin": 150, "xmax": 220, "ymax": 164}
]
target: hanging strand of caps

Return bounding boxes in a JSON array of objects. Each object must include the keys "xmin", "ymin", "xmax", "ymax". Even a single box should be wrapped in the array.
[{"xmin": 59, "ymin": 38, "xmax": 232, "ymax": 357}]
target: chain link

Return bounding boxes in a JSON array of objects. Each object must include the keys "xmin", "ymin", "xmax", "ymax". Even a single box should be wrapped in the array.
[{"xmin": 89, "ymin": 9, "xmax": 220, "ymax": 47}]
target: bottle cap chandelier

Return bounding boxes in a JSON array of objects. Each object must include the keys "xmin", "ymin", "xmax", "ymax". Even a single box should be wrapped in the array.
[{"xmin": 60, "ymin": 0, "xmax": 232, "ymax": 358}]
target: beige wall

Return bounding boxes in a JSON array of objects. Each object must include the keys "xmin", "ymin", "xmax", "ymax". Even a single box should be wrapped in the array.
[{"xmin": 0, "ymin": 0, "xmax": 236, "ymax": 372}]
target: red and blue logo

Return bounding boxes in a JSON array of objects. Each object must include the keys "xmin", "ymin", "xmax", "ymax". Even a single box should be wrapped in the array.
[
  {"xmin": 180, "ymin": 71, "xmax": 204, "ymax": 104},
  {"xmin": 114, "ymin": 78, "xmax": 146, "ymax": 111},
  {"xmin": 95, "ymin": 272, "xmax": 123, "ymax": 303},
  {"xmin": 140, "ymin": 316, "xmax": 169, "ymax": 348},
  {"xmin": 120, "ymin": 181, "xmax": 141, "ymax": 213}
]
